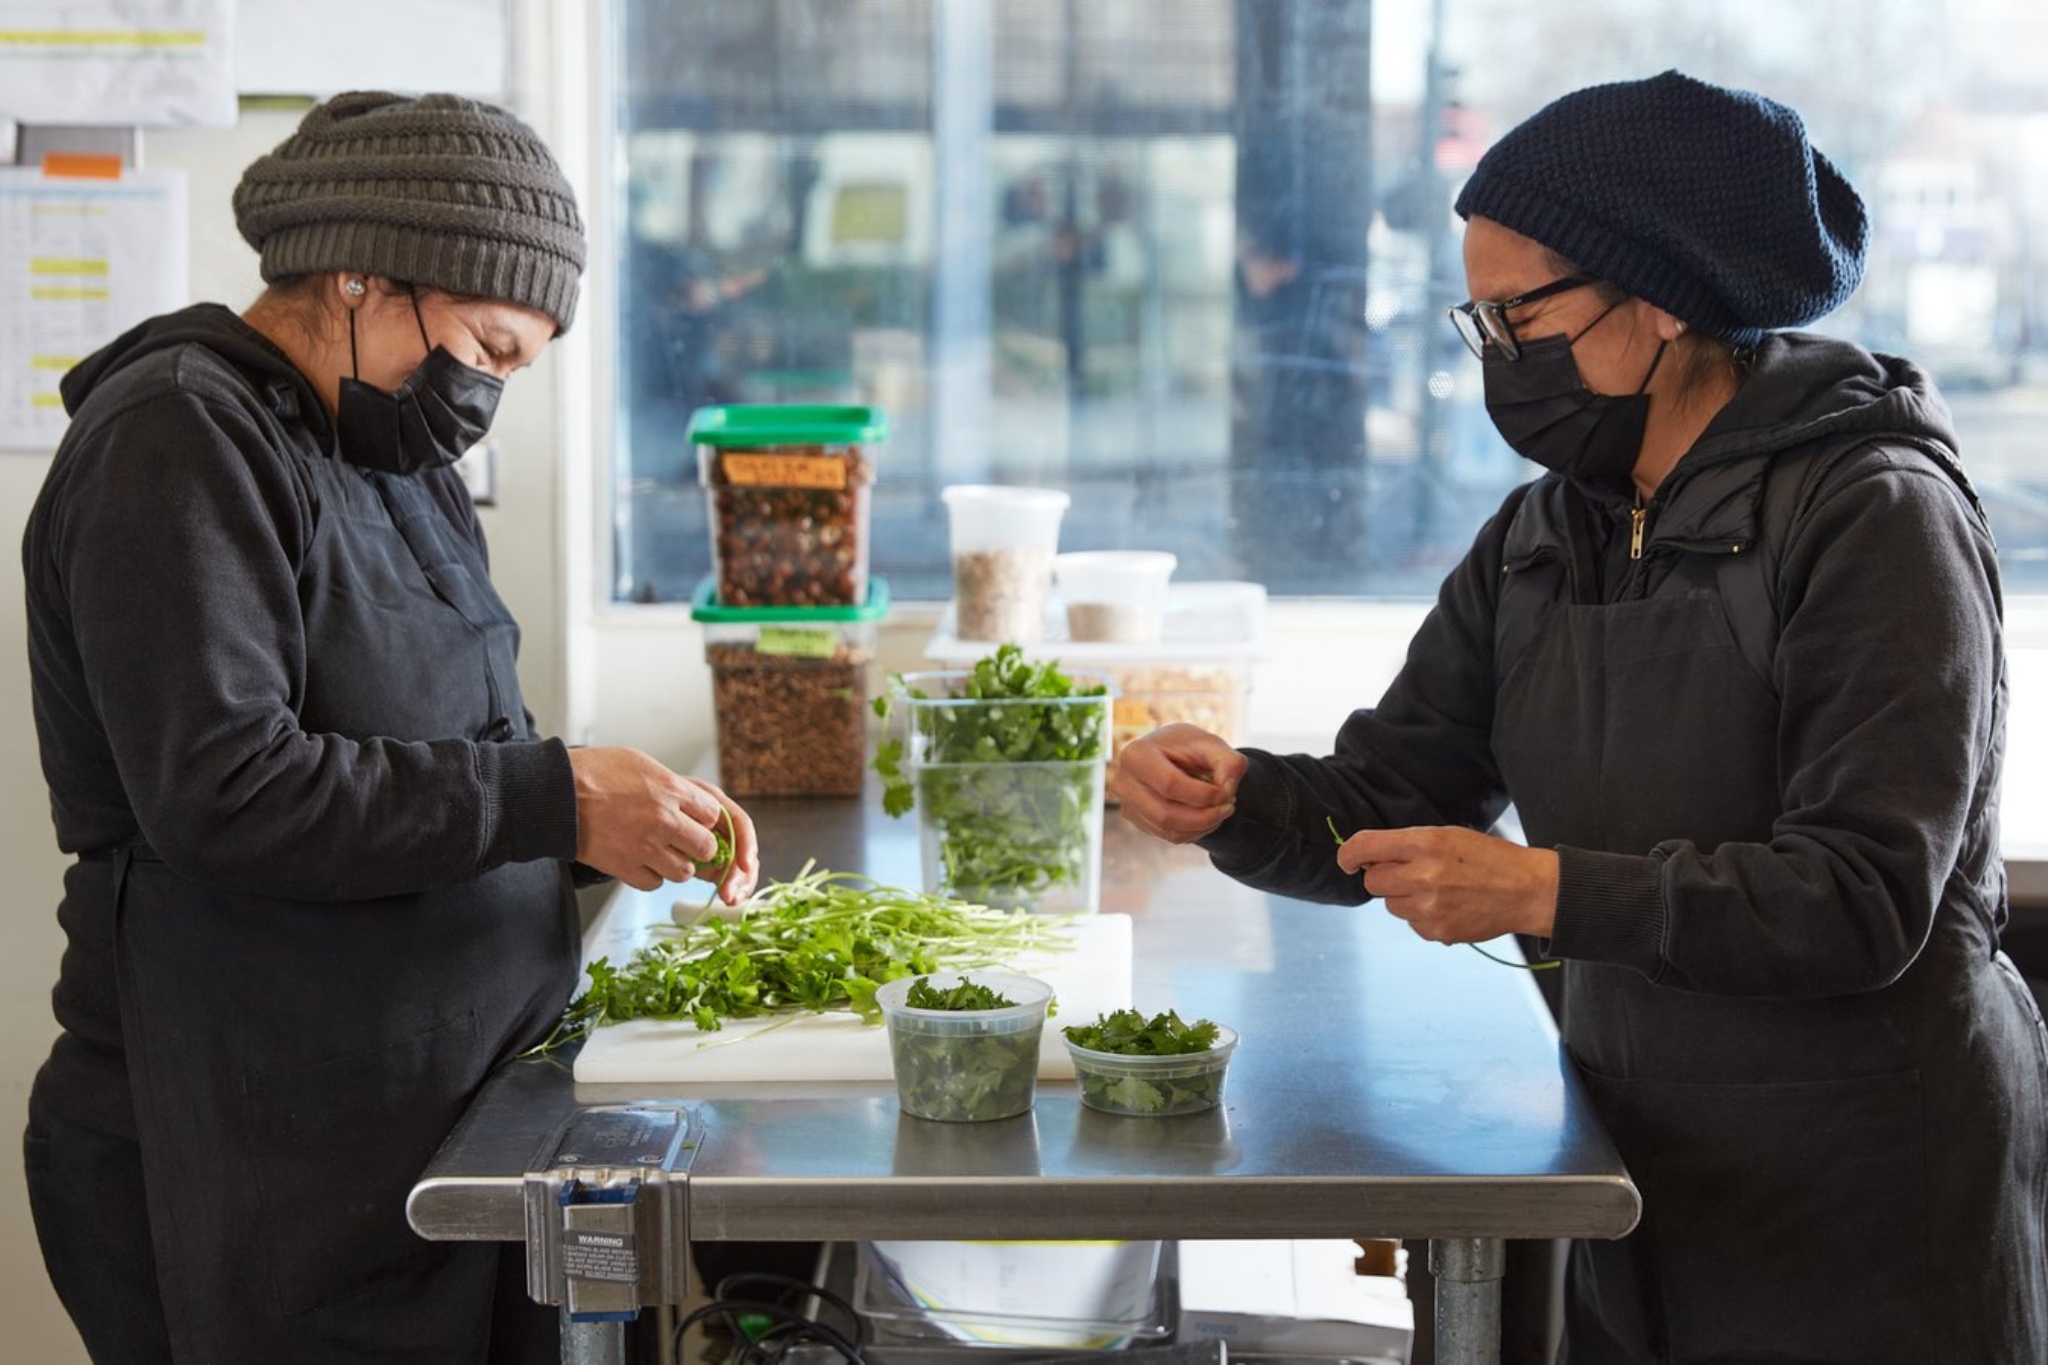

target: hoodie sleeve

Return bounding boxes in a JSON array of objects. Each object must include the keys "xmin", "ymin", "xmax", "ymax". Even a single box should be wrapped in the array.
[
  {"xmin": 1196, "ymin": 489, "xmax": 1520, "ymax": 902},
  {"xmin": 1549, "ymin": 443, "xmax": 2003, "ymax": 995},
  {"xmin": 38, "ymin": 386, "xmax": 577, "ymax": 900}
]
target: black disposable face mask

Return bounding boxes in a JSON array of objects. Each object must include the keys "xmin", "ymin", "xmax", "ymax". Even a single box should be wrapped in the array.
[
  {"xmin": 335, "ymin": 295, "xmax": 504, "ymax": 476},
  {"xmin": 1481, "ymin": 315, "xmax": 1667, "ymax": 484}
]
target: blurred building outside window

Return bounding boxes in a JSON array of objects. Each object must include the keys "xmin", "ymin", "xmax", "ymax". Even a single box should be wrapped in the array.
[{"xmin": 609, "ymin": 0, "xmax": 2048, "ymax": 605}]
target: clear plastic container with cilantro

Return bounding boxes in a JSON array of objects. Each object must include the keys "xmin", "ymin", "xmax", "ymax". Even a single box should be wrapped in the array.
[
  {"xmin": 1061, "ymin": 1011, "xmax": 1237, "ymax": 1117},
  {"xmin": 877, "ymin": 970, "xmax": 1053, "ymax": 1123}
]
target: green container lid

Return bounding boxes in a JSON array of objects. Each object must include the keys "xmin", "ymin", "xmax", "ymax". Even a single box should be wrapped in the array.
[
  {"xmin": 690, "ymin": 575, "xmax": 890, "ymax": 623},
  {"xmin": 686, "ymin": 404, "xmax": 889, "ymax": 448}
]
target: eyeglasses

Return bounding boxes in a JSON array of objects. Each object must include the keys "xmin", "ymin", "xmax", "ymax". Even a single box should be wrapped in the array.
[{"xmin": 1447, "ymin": 274, "xmax": 1602, "ymax": 360}]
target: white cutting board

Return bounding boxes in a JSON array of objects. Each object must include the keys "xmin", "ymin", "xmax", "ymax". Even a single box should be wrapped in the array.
[{"xmin": 572, "ymin": 910, "xmax": 1133, "ymax": 1084}]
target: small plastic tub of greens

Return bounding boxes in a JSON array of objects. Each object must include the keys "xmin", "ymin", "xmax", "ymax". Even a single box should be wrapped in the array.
[
  {"xmin": 876, "ymin": 970, "xmax": 1053, "ymax": 1123},
  {"xmin": 1061, "ymin": 1010, "xmax": 1237, "ymax": 1117}
]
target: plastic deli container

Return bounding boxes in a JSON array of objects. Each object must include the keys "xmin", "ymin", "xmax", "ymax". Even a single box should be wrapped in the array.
[
  {"xmin": 691, "ymin": 404, "xmax": 885, "ymax": 607},
  {"xmin": 891, "ymin": 670, "xmax": 1112, "ymax": 914},
  {"xmin": 691, "ymin": 576, "xmax": 889, "ymax": 798},
  {"xmin": 1063, "ymin": 1025, "xmax": 1238, "ymax": 1117},
  {"xmin": 941, "ymin": 485, "xmax": 1070, "ymax": 644},
  {"xmin": 926, "ymin": 581, "xmax": 1267, "ymax": 797},
  {"xmin": 1054, "ymin": 551, "xmax": 1177, "ymax": 644},
  {"xmin": 875, "ymin": 971, "xmax": 1053, "ymax": 1122}
]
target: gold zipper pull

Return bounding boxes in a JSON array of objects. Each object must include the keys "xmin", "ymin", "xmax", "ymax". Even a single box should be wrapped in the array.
[{"xmin": 1629, "ymin": 505, "xmax": 1647, "ymax": 560}]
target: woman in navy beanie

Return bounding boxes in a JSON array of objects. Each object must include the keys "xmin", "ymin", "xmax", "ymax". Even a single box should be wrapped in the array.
[{"xmin": 1114, "ymin": 71, "xmax": 2046, "ymax": 1362}]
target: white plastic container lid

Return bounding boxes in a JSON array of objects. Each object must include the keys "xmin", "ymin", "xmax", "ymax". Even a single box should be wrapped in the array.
[{"xmin": 941, "ymin": 485, "xmax": 1071, "ymax": 553}]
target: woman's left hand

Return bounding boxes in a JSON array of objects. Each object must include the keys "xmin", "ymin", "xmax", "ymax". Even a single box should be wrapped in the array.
[{"xmin": 1335, "ymin": 826, "xmax": 1558, "ymax": 944}]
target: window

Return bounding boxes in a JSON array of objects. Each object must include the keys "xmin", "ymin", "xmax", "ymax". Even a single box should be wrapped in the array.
[{"xmin": 609, "ymin": 0, "xmax": 2048, "ymax": 604}]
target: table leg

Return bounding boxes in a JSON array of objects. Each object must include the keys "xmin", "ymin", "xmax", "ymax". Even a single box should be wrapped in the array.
[
  {"xmin": 1430, "ymin": 1236, "xmax": 1506, "ymax": 1365},
  {"xmin": 560, "ymin": 1311, "xmax": 629, "ymax": 1365}
]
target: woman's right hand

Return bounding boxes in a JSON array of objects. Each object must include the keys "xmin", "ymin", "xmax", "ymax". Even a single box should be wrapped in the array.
[
  {"xmin": 567, "ymin": 747, "xmax": 758, "ymax": 898},
  {"xmin": 1107, "ymin": 723, "xmax": 1248, "ymax": 844}
]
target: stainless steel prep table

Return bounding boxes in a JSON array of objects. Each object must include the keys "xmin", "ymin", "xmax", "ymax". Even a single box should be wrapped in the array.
[{"xmin": 410, "ymin": 793, "xmax": 1640, "ymax": 1364}]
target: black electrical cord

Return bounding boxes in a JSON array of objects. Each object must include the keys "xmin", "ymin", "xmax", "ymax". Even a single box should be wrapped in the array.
[
  {"xmin": 669, "ymin": 1271, "xmax": 866, "ymax": 1365},
  {"xmin": 711, "ymin": 1271, "xmax": 863, "ymax": 1346}
]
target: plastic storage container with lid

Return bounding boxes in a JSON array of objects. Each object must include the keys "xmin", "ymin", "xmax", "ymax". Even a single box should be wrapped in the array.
[
  {"xmin": 692, "ymin": 576, "xmax": 889, "ymax": 797},
  {"xmin": 1054, "ymin": 550, "xmax": 1178, "ymax": 643},
  {"xmin": 874, "ymin": 970, "xmax": 1052, "ymax": 1123},
  {"xmin": 941, "ymin": 484, "xmax": 1070, "ymax": 644},
  {"xmin": 690, "ymin": 404, "xmax": 885, "ymax": 607},
  {"xmin": 888, "ymin": 667, "xmax": 1113, "ymax": 914}
]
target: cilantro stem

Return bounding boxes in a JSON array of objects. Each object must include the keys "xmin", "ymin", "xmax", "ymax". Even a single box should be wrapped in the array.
[{"xmin": 1326, "ymin": 814, "xmax": 1561, "ymax": 972}]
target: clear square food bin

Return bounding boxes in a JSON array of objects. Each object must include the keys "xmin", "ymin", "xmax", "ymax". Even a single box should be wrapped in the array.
[
  {"xmin": 890, "ymin": 670, "xmax": 1112, "ymax": 914},
  {"xmin": 691, "ymin": 576, "xmax": 888, "ymax": 798},
  {"xmin": 926, "ymin": 581, "xmax": 1267, "ymax": 795},
  {"xmin": 689, "ymin": 403, "xmax": 884, "ymax": 607}
]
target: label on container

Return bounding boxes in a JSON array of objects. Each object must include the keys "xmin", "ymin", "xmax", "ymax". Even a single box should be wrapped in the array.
[
  {"xmin": 756, "ymin": 626, "xmax": 838, "ymax": 659},
  {"xmin": 721, "ymin": 453, "xmax": 848, "ymax": 489}
]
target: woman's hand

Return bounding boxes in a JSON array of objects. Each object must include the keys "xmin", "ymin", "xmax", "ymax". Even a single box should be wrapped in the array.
[
  {"xmin": 568, "ymin": 747, "xmax": 760, "ymax": 902},
  {"xmin": 1336, "ymin": 825, "xmax": 1558, "ymax": 944},
  {"xmin": 1108, "ymin": 723, "xmax": 1248, "ymax": 844}
]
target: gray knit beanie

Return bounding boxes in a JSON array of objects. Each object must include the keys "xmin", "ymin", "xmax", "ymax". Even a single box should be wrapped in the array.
[
  {"xmin": 1454, "ymin": 70, "xmax": 1867, "ymax": 345},
  {"xmin": 233, "ymin": 91, "xmax": 586, "ymax": 332}
]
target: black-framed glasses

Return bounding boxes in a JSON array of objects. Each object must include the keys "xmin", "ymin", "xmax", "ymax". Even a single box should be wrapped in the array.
[{"xmin": 1447, "ymin": 273, "xmax": 1601, "ymax": 360}]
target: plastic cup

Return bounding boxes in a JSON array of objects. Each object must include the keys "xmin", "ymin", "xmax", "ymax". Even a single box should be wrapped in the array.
[
  {"xmin": 876, "ymin": 971, "xmax": 1054, "ymax": 1122},
  {"xmin": 942, "ymin": 485, "xmax": 1070, "ymax": 643},
  {"xmin": 1055, "ymin": 551, "xmax": 1178, "ymax": 643},
  {"xmin": 1062, "ymin": 1025, "xmax": 1238, "ymax": 1116}
]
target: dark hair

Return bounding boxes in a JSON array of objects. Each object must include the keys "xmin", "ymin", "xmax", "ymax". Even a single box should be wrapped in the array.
[{"xmin": 255, "ymin": 273, "xmax": 493, "ymax": 347}]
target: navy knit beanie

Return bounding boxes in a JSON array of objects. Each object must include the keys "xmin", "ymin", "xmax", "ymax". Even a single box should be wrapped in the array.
[{"xmin": 1453, "ymin": 71, "xmax": 1867, "ymax": 345}]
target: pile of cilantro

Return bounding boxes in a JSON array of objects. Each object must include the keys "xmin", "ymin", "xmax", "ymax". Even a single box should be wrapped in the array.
[
  {"xmin": 873, "ymin": 644, "xmax": 1109, "ymax": 909},
  {"xmin": 526, "ymin": 866, "xmax": 1071, "ymax": 1053}
]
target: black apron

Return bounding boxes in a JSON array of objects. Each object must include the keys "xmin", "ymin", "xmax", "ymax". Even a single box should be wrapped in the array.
[
  {"xmin": 1491, "ymin": 560, "xmax": 2048, "ymax": 1363},
  {"xmin": 34, "ymin": 464, "xmax": 577, "ymax": 1362}
]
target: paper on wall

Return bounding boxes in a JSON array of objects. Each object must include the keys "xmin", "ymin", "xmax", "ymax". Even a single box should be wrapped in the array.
[
  {"xmin": 0, "ymin": 0, "xmax": 236, "ymax": 127},
  {"xmin": 0, "ymin": 167, "xmax": 189, "ymax": 451}
]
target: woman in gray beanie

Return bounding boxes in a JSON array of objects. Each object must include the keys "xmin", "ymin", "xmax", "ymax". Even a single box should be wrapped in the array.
[
  {"xmin": 21, "ymin": 92, "xmax": 759, "ymax": 1363},
  {"xmin": 1114, "ymin": 71, "xmax": 2045, "ymax": 1362}
]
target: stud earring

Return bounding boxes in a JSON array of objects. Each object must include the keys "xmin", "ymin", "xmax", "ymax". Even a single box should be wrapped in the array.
[{"xmin": 344, "ymin": 278, "xmax": 366, "ymax": 297}]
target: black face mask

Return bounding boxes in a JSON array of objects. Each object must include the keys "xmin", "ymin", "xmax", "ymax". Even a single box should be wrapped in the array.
[
  {"xmin": 336, "ymin": 297, "xmax": 503, "ymax": 476},
  {"xmin": 1482, "ymin": 326, "xmax": 1667, "ymax": 484}
]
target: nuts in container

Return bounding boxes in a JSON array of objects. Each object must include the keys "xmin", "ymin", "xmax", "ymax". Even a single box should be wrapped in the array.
[
  {"xmin": 691, "ymin": 405, "xmax": 885, "ymax": 607},
  {"xmin": 941, "ymin": 485, "xmax": 1069, "ymax": 643},
  {"xmin": 692, "ymin": 577, "xmax": 889, "ymax": 798}
]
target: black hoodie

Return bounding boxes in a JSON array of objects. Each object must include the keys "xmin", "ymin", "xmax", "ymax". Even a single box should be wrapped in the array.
[
  {"xmin": 24, "ymin": 304, "xmax": 581, "ymax": 1170},
  {"xmin": 27, "ymin": 303, "xmax": 575, "ymax": 883},
  {"xmin": 1196, "ymin": 332, "xmax": 2047, "ymax": 1358}
]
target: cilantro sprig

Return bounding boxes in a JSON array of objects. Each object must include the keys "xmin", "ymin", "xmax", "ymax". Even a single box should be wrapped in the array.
[
  {"xmin": 873, "ymin": 645, "xmax": 1110, "ymax": 908},
  {"xmin": 1326, "ymin": 814, "xmax": 1560, "ymax": 972}
]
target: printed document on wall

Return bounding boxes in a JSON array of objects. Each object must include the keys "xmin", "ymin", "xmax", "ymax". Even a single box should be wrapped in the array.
[
  {"xmin": 0, "ymin": 0, "xmax": 235, "ymax": 126},
  {"xmin": 0, "ymin": 168, "xmax": 189, "ymax": 451}
]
